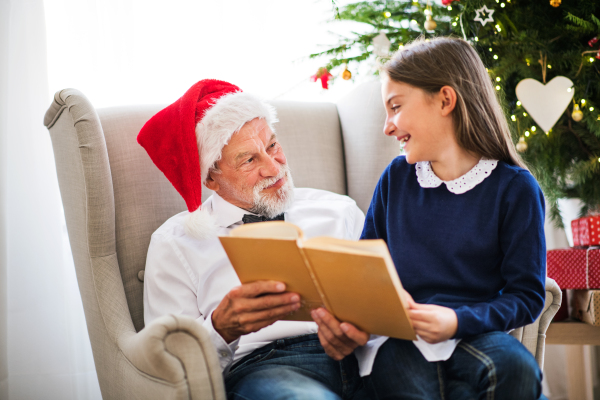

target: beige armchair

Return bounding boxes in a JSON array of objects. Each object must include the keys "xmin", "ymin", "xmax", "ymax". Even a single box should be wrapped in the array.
[{"xmin": 44, "ymin": 82, "xmax": 562, "ymax": 399}]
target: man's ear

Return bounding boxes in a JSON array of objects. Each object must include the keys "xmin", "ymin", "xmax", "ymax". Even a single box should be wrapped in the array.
[
  {"xmin": 439, "ymin": 86, "xmax": 457, "ymax": 117},
  {"xmin": 204, "ymin": 172, "xmax": 220, "ymax": 191}
]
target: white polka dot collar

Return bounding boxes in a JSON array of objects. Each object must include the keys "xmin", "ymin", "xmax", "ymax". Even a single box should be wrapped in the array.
[{"xmin": 415, "ymin": 159, "xmax": 499, "ymax": 194}]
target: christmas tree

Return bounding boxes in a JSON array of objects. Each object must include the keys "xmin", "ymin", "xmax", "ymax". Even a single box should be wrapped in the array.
[{"xmin": 314, "ymin": 0, "xmax": 600, "ymax": 224}]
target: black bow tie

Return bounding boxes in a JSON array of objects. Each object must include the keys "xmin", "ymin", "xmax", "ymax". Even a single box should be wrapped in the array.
[{"xmin": 242, "ymin": 213, "xmax": 285, "ymax": 224}]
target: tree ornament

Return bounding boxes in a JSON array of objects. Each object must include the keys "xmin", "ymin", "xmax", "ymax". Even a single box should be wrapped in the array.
[
  {"xmin": 424, "ymin": 15, "xmax": 437, "ymax": 31},
  {"xmin": 589, "ymin": 37, "xmax": 598, "ymax": 47},
  {"xmin": 572, "ymin": 104, "xmax": 584, "ymax": 122},
  {"xmin": 516, "ymin": 137, "xmax": 528, "ymax": 153},
  {"xmin": 372, "ymin": 32, "xmax": 391, "ymax": 57},
  {"xmin": 515, "ymin": 76, "xmax": 574, "ymax": 133},
  {"xmin": 341, "ymin": 64, "xmax": 352, "ymax": 80},
  {"xmin": 441, "ymin": 0, "xmax": 458, "ymax": 5},
  {"xmin": 311, "ymin": 68, "xmax": 333, "ymax": 89},
  {"xmin": 549, "ymin": 0, "xmax": 561, "ymax": 7},
  {"xmin": 474, "ymin": 5, "xmax": 495, "ymax": 26},
  {"xmin": 424, "ymin": 1, "xmax": 436, "ymax": 31}
]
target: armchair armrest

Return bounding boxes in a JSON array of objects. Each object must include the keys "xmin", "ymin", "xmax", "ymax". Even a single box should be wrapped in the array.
[
  {"xmin": 509, "ymin": 277, "xmax": 562, "ymax": 369},
  {"xmin": 118, "ymin": 315, "xmax": 226, "ymax": 400},
  {"xmin": 539, "ymin": 277, "xmax": 562, "ymax": 335},
  {"xmin": 534, "ymin": 278, "xmax": 561, "ymax": 366}
]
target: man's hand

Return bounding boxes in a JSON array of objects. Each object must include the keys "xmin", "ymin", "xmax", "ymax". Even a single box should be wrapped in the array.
[
  {"xmin": 406, "ymin": 295, "xmax": 458, "ymax": 344},
  {"xmin": 212, "ymin": 280, "xmax": 301, "ymax": 343},
  {"xmin": 311, "ymin": 308, "xmax": 369, "ymax": 361}
]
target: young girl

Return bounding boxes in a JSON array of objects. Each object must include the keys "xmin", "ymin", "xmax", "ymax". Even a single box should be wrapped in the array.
[{"xmin": 312, "ymin": 37, "xmax": 547, "ymax": 399}]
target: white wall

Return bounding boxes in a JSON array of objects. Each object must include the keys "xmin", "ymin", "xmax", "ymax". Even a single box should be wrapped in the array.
[{"xmin": 43, "ymin": 0, "xmax": 370, "ymax": 108}]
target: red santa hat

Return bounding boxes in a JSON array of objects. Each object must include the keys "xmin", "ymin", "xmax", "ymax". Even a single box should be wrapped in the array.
[{"xmin": 137, "ymin": 79, "xmax": 277, "ymax": 239}]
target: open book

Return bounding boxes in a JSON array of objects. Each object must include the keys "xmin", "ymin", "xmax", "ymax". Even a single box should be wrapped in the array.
[{"xmin": 219, "ymin": 221, "xmax": 416, "ymax": 340}]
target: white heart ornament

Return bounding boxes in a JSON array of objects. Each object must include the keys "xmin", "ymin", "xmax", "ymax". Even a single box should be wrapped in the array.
[{"xmin": 515, "ymin": 76, "xmax": 574, "ymax": 133}]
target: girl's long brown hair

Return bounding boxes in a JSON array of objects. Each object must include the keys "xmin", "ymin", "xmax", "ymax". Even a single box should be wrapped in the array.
[{"xmin": 383, "ymin": 36, "xmax": 527, "ymax": 169}]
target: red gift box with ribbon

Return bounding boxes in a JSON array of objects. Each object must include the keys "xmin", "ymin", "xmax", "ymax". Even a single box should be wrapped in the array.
[
  {"xmin": 579, "ymin": 216, "xmax": 600, "ymax": 246},
  {"xmin": 547, "ymin": 248, "xmax": 600, "ymax": 289}
]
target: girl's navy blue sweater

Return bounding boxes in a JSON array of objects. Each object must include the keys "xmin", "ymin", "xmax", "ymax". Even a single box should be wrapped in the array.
[{"xmin": 361, "ymin": 156, "xmax": 546, "ymax": 338}]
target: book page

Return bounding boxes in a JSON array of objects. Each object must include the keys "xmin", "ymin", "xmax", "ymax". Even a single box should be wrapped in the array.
[
  {"xmin": 303, "ymin": 246, "xmax": 416, "ymax": 340},
  {"xmin": 229, "ymin": 221, "xmax": 303, "ymax": 240},
  {"xmin": 303, "ymin": 237, "xmax": 410, "ymax": 308},
  {"xmin": 303, "ymin": 237, "xmax": 387, "ymax": 256},
  {"xmin": 219, "ymin": 235, "xmax": 323, "ymax": 321}
]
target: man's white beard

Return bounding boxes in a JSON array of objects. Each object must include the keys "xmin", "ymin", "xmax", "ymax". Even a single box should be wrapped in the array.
[{"xmin": 248, "ymin": 164, "xmax": 295, "ymax": 218}]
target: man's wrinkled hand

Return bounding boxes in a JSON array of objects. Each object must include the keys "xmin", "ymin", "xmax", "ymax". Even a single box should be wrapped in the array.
[
  {"xmin": 212, "ymin": 280, "xmax": 301, "ymax": 343},
  {"xmin": 311, "ymin": 308, "xmax": 369, "ymax": 361}
]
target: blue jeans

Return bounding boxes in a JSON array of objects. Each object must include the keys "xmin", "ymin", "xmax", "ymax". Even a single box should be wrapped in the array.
[
  {"xmin": 365, "ymin": 331, "xmax": 545, "ymax": 400},
  {"xmin": 224, "ymin": 334, "xmax": 367, "ymax": 400}
]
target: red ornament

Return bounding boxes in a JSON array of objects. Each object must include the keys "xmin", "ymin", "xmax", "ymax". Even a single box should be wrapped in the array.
[
  {"xmin": 596, "ymin": 50, "xmax": 600, "ymax": 60},
  {"xmin": 311, "ymin": 67, "xmax": 333, "ymax": 89},
  {"xmin": 441, "ymin": 0, "xmax": 458, "ymax": 6},
  {"xmin": 589, "ymin": 37, "xmax": 599, "ymax": 47}
]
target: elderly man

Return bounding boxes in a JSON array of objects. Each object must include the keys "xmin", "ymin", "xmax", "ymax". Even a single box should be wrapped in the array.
[{"xmin": 138, "ymin": 80, "xmax": 371, "ymax": 400}]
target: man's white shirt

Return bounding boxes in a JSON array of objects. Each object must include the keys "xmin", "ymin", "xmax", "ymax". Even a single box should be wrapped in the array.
[{"xmin": 143, "ymin": 188, "xmax": 366, "ymax": 373}]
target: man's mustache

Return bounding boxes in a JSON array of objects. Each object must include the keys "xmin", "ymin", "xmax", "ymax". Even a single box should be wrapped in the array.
[{"xmin": 254, "ymin": 165, "xmax": 288, "ymax": 192}]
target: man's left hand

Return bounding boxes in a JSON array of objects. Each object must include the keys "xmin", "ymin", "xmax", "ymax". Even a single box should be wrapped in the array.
[{"xmin": 311, "ymin": 308, "xmax": 369, "ymax": 361}]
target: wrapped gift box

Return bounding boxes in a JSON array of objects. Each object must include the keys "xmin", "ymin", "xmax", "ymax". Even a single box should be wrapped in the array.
[
  {"xmin": 571, "ymin": 219, "xmax": 581, "ymax": 247},
  {"xmin": 573, "ymin": 289, "xmax": 600, "ymax": 326},
  {"xmin": 579, "ymin": 216, "xmax": 600, "ymax": 246},
  {"xmin": 547, "ymin": 248, "xmax": 600, "ymax": 289}
]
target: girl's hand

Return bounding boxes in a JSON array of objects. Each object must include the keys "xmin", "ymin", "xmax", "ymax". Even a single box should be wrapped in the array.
[{"xmin": 407, "ymin": 298, "xmax": 458, "ymax": 344}]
